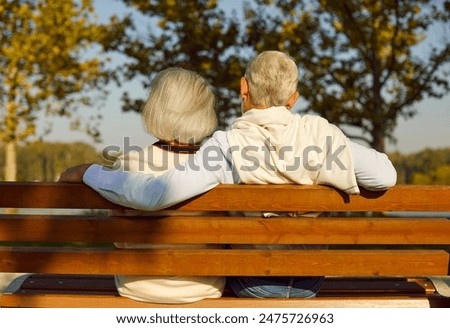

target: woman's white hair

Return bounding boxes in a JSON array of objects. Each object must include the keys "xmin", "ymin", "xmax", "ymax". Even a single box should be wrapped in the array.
[
  {"xmin": 142, "ymin": 67, "xmax": 218, "ymax": 144},
  {"xmin": 244, "ymin": 51, "xmax": 298, "ymax": 108}
]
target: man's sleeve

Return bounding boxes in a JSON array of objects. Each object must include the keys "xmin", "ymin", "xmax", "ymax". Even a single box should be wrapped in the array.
[
  {"xmin": 348, "ymin": 139, "xmax": 397, "ymax": 190},
  {"xmin": 83, "ymin": 132, "xmax": 235, "ymax": 210}
]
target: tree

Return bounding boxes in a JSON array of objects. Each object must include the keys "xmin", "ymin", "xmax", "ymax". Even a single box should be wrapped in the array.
[
  {"xmin": 243, "ymin": 0, "xmax": 450, "ymax": 152},
  {"xmin": 0, "ymin": 0, "xmax": 128, "ymax": 181},
  {"xmin": 0, "ymin": 141, "xmax": 101, "ymax": 181},
  {"xmin": 389, "ymin": 147, "xmax": 450, "ymax": 183},
  {"xmin": 413, "ymin": 165, "xmax": 450, "ymax": 185},
  {"xmin": 118, "ymin": 0, "xmax": 244, "ymax": 127}
]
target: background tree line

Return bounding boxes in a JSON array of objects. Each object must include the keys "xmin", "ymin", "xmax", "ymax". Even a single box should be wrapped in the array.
[
  {"xmin": 1, "ymin": 0, "xmax": 449, "ymax": 181},
  {"xmin": 0, "ymin": 142, "xmax": 101, "ymax": 181},
  {"xmin": 0, "ymin": 142, "xmax": 448, "ymax": 184},
  {"xmin": 390, "ymin": 147, "xmax": 450, "ymax": 185}
]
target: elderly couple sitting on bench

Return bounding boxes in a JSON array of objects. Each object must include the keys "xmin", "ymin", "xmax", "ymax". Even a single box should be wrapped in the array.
[{"xmin": 3, "ymin": 50, "xmax": 396, "ymax": 304}]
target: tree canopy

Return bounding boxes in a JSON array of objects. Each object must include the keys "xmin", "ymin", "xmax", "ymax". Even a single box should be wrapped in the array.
[
  {"xmin": 2, "ymin": 0, "xmax": 449, "ymax": 182},
  {"xmin": 118, "ymin": 0, "xmax": 243, "ymax": 126},
  {"xmin": 0, "ymin": 0, "xmax": 128, "ymax": 180},
  {"xmin": 117, "ymin": 0, "xmax": 449, "ymax": 152},
  {"xmin": 242, "ymin": 0, "xmax": 450, "ymax": 151}
]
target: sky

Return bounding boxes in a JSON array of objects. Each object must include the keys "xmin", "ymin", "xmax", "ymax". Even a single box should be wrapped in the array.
[{"xmin": 39, "ymin": 0, "xmax": 450, "ymax": 155}]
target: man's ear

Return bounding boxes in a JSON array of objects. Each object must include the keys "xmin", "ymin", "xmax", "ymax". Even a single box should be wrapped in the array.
[
  {"xmin": 240, "ymin": 77, "xmax": 249, "ymax": 100},
  {"xmin": 286, "ymin": 91, "xmax": 300, "ymax": 109}
]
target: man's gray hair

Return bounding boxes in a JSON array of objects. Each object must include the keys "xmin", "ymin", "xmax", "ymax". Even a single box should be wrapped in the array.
[
  {"xmin": 142, "ymin": 67, "xmax": 218, "ymax": 144},
  {"xmin": 245, "ymin": 51, "xmax": 298, "ymax": 108}
]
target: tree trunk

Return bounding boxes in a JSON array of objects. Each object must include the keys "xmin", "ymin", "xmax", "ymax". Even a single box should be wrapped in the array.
[
  {"xmin": 4, "ymin": 141, "xmax": 18, "ymax": 214},
  {"xmin": 371, "ymin": 125, "xmax": 385, "ymax": 153},
  {"xmin": 4, "ymin": 141, "xmax": 17, "ymax": 181}
]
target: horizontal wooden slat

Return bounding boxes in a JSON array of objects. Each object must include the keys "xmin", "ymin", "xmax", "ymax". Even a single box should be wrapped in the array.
[
  {"xmin": 1, "ymin": 182, "xmax": 450, "ymax": 212},
  {"xmin": 186, "ymin": 184, "xmax": 450, "ymax": 212},
  {"xmin": 0, "ymin": 294, "xmax": 439, "ymax": 308},
  {"xmin": 0, "ymin": 182, "xmax": 123, "ymax": 210},
  {"xmin": 1, "ymin": 215, "xmax": 450, "ymax": 244},
  {"xmin": 0, "ymin": 248, "xmax": 448, "ymax": 276}
]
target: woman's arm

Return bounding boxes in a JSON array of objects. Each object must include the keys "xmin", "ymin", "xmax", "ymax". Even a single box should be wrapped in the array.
[{"xmin": 81, "ymin": 132, "xmax": 235, "ymax": 210}]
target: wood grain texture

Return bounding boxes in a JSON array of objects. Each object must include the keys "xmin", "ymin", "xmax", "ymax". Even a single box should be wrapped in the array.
[
  {"xmin": 0, "ymin": 248, "xmax": 448, "ymax": 276},
  {"xmin": 1, "ymin": 182, "xmax": 450, "ymax": 211},
  {"xmin": 1, "ymin": 215, "xmax": 450, "ymax": 244},
  {"xmin": 0, "ymin": 294, "xmax": 438, "ymax": 308},
  {"xmin": 1, "ymin": 182, "xmax": 449, "ymax": 308}
]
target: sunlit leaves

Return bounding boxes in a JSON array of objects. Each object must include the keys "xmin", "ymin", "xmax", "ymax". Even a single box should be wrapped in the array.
[
  {"xmin": 118, "ymin": 0, "xmax": 243, "ymax": 126},
  {"xmin": 244, "ymin": 0, "xmax": 450, "ymax": 151},
  {"xmin": 0, "ymin": 0, "xmax": 129, "ymax": 180},
  {"xmin": 0, "ymin": 0, "xmax": 126, "ymax": 145}
]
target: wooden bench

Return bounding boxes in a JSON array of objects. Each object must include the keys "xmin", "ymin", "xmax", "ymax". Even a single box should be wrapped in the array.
[{"xmin": 0, "ymin": 182, "xmax": 449, "ymax": 308}]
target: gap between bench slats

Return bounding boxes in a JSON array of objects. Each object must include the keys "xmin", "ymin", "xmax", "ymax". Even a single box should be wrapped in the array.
[
  {"xmin": 14, "ymin": 274, "xmax": 433, "ymax": 296},
  {"xmin": 1, "ymin": 216, "xmax": 449, "ymax": 244},
  {"xmin": 0, "ymin": 248, "xmax": 448, "ymax": 276},
  {"xmin": 2, "ymin": 275, "xmax": 445, "ymax": 308}
]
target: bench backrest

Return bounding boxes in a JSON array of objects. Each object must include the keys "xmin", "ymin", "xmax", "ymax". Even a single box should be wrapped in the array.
[{"xmin": 0, "ymin": 182, "xmax": 449, "ymax": 277}]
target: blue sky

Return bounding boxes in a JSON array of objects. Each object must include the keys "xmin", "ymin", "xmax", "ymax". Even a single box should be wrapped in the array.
[{"xmin": 39, "ymin": 0, "xmax": 450, "ymax": 154}]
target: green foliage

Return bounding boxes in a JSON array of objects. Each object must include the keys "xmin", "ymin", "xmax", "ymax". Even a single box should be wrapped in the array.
[
  {"xmin": 389, "ymin": 148, "xmax": 450, "ymax": 184},
  {"xmin": 116, "ymin": 0, "xmax": 244, "ymax": 126},
  {"xmin": 115, "ymin": 0, "xmax": 449, "ymax": 152},
  {"xmin": 241, "ymin": 0, "xmax": 450, "ymax": 152},
  {"xmin": 0, "ymin": 0, "xmax": 129, "ymax": 180},
  {"xmin": 0, "ymin": 141, "xmax": 102, "ymax": 181},
  {"xmin": 1, "ymin": 0, "xmax": 112, "ymax": 143},
  {"xmin": 2, "ymin": 0, "xmax": 448, "ymax": 182},
  {"xmin": 412, "ymin": 165, "xmax": 450, "ymax": 185}
]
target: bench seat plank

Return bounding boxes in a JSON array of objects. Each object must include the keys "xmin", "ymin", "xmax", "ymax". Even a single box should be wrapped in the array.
[{"xmin": 0, "ymin": 294, "xmax": 441, "ymax": 308}]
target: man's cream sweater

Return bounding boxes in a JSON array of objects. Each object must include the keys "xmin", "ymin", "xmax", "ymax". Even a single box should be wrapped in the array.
[{"xmin": 227, "ymin": 106, "xmax": 360, "ymax": 194}]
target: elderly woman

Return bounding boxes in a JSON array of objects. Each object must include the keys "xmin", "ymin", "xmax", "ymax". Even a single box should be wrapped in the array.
[{"xmin": 112, "ymin": 67, "xmax": 224, "ymax": 304}]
